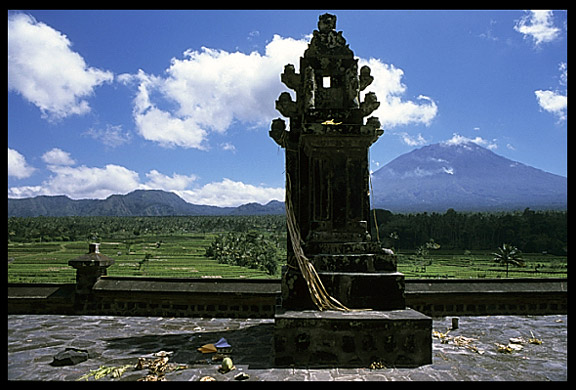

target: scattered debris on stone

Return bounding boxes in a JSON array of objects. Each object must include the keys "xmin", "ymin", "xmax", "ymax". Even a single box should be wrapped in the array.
[
  {"xmin": 136, "ymin": 350, "xmax": 187, "ymax": 381},
  {"xmin": 218, "ymin": 357, "xmax": 236, "ymax": 374},
  {"xmin": 234, "ymin": 372, "xmax": 250, "ymax": 381},
  {"xmin": 77, "ymin": 364, "xmax": 133, "ymax": 381},
  {"xmin": 198, "ymin": 343, "xmax": 217, "ymax": 354},
  {"xmin": 432, "ymin": 329, "xmax": 484, "ymax": 354},
  {"xmin": 495, "ymin": 330, "xmax": 543, "ymax": 353},
  {"xmin": 495, "ymin": 343, "xmax": 523, "ymax": 353},
  {"xmin": 369, "ymin": 360, "xmax": 386, "ymax": 370},
  {"xmin": 214, "ymin": 337, "xmax": 232, "ymax": 354},
  {"xmin": 529, "ymin": 330, "xmax": 543, "ymax": 345},
  {"xmin": 198, "ymin": 337, "xmax": 232, "ymax": 354}
]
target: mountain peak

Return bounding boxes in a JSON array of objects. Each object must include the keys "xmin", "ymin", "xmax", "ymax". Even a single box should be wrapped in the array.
[{"xmin": 371, "ymin": 142, "xmax": 566, "ymax": 212}]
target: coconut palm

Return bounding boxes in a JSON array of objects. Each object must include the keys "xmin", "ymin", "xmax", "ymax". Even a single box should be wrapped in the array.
[{"xmin": 493, "ymin": 243, "xmax": 524, "ymax": 277}]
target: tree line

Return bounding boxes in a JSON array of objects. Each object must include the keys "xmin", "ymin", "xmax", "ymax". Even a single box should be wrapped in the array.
[
  {"xmin": 8, "ymin": 208, "xmax": 567, "ymax": 255},
  {"xmin": 370, "ymin": 208, "xmax": 566, "ymax": 255},
  {"xmin": 7, "ymin": 215, "xmax": 286, "ymax": 243}
]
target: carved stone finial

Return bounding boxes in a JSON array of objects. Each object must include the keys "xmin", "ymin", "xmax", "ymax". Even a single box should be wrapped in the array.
[
  {"xmin": 281, "ymin": 64, "xmax": 301, "ymax": 91},
  {"xmin": 318, "ymin": 13, "xmax": 337, "ymax": 32},
  {"xmin": 359, "ymin": 65, "xmax": 374, "ymax": 91},
  {"xmin": 269, "ymin": 118, "xmax": 288, "ymax": 147},
  {"xmin": 361, "ymin": 92, "xmax": 380, "ymax": 117},
  {"xmin": 275, "ymin": 92, "xmax": 298, "ymax": 118}
]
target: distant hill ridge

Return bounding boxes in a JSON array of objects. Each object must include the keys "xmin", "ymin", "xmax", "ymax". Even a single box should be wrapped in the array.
[
  {"xmin": 8, "ymin": 190, "xmax": 285, "ymax": 217},
  {"xmin": 8, "ymin": 141, "xmax": 567, "ymax": 216}
]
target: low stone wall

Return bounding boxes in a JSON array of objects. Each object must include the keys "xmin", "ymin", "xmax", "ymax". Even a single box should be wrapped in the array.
[
  {"xmin": 405, "ymin": 278, "xmax": 567, "ymax": 316},
  {"xmin": 8, "ymin": 277, "xmax": 567, "ymax": 318}
]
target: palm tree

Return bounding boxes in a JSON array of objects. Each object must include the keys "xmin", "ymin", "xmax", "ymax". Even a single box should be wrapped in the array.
[{"xmin": 493, "ymin": 243, "xmax": 525, "ymax": 277}]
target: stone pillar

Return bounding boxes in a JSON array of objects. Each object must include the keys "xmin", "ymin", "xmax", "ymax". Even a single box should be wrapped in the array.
[
  {"xmin": 270, "ymin": 13, "xmax": 432, "ymax": 368},
  {"xmin": 68, "ymin": 243, "xmax": 114, "ymax": 295}
]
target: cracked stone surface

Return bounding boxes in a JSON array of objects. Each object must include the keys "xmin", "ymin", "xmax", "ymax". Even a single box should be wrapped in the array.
[{"xmin": 8, "ymin": 314, "xmax": 566, "ymax": 381}]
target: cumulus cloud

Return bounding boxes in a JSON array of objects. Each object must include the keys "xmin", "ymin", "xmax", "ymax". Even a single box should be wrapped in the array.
[
  {"xmin": 8, "ymin": 148, "xmax": 36, "ymax": 179},
  {"xmin": 120, "ymin": 35, "xmax": 308, "ymax": 149},
  {"xmin": 42, "ymin": 148, "xmax": 76, "ymax": 166},
  {"xmin": 359, "ymin": 58, "xmax": 438, "ymax": 128},
  {"xmin": 122, "ymin": 36, "xmax": 437, "ymax": 149},
  {"xmin": 8, "ymin": 158, "xmax": 283, "ymax": 206},
  {"xmin": 142, "ymin": 170, "xmax": 197, "ymax": 191},
  {"xmin": 534, "ymin": 63, "xmax": 567, "ymax": 121},
  {"xmin": 177, "ymin": 178, "xmax": 284, "ymax": 207},
  {"xmin": 514, "ymin": 10, "xmax": 561, "ymax": 47},
  {"xmin": 8, "ymin": 13, "xmax": 113, "ymax": 120},
  {"xmin": 8, "ymin": 164, "xmax": 140, "ymax": 199},
  {"xmin": 535, "ymin": 90, "xmax": 567, "ymax": 120}
]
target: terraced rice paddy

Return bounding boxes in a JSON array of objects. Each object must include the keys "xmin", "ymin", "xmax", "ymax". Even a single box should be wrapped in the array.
[
  {"xmin": 8, "ymin": 236, "xmax": 566, "ymax": 284},
  {"xmin": 8, "ymin": 235, "xmax": 272, "ymax": 284}
]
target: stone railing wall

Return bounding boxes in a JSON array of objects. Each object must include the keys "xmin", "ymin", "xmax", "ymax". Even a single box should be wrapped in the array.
[{"xmin": 8, "ymin": 274, "xmax": 566, "ymax": 317}]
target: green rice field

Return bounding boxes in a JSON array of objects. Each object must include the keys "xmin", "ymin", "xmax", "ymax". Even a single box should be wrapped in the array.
[
  {"xmin": 7, "ymin": 235, "xmax": 273, "ymax": 284},
  {"xmin": 8, "ymin": 236, "xmax": 567, "ymax": 284}
]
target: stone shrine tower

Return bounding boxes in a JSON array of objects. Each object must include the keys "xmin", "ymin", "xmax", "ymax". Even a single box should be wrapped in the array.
[{"xmin": 271, "ymin": 13, "xmax": 432, "ymax": 368}]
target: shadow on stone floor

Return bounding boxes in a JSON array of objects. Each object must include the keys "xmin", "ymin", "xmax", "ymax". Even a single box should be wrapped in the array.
[{"xmin": 103, "ymin": 323, "xmax": 275, "ymax": 369}]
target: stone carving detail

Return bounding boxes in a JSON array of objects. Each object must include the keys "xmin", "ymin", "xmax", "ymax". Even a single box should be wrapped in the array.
[
  {"xmin": 359, "ymin": 65, "xmax": 374, "ymax": 91},
  {"xmin": 360, "ymin": 92, "xmax": 380, "ymax": 117},
  {"xmin": 275, "ymin": 92, "xmax": 298, "ymax": 118}
]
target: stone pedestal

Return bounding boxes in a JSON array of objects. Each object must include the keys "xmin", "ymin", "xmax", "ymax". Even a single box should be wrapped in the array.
[
  {"xmin": 274, "ymin": 309, "xmax": 432, "ymax": 368},
  {"xmin": 282, "ymin": 268, "xmax": 406, "ymax": 311}
]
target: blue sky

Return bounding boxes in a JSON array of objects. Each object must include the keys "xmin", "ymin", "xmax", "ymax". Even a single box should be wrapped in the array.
[{"xmin": 8, "ymin": 10, "xmax": 567, "ymax": 206}]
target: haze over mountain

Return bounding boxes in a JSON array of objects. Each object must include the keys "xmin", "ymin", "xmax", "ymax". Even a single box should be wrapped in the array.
[
  {"xmin": 370, "ymin": 141, "xmax": 567, "ymax": 212},
  {"xmin": 8, "ymin": 141, "xmax": 567, "ymax": 216},
  {"xmin": 7, "ymin": 190, "xmax": 285, "ymax": 217}
]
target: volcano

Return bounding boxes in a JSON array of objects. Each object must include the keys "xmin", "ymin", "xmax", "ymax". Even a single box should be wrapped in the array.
[{"xmin": 370, "ymin": 141, "xmax": 567, "ymax": 212}]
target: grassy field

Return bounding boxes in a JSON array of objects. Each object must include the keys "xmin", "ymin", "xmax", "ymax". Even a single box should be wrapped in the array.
[
  {"xmin": 8, "ymin": 234, "xmax": 567, "ymax": 283},
  {"xmin": 396, "ymin": 250, "xmax": 567, "ymax": 279},
  {"xmin": 7, "ymin": 234, "xmax": 274, "ymax": 284}
]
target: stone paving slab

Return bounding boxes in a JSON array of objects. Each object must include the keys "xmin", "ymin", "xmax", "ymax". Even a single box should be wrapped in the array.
[{"xmin": 8, "ymin": 314, "xmax": 567, "ymax": 381}]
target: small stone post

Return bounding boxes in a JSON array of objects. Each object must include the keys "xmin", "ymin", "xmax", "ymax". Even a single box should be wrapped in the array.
[{"xmin": 68, "ymin": 243, "xmax": 114, "ymax": 295}]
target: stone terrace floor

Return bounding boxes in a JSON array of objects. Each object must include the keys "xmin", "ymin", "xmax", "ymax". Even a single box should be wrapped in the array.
[{"xmin": 8, "ymin": 313, "xmax": 567, "ymax": 381}]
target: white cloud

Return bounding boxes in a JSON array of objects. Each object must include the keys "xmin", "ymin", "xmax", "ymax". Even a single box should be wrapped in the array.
[
  {"xmin": 177, "ymin": 178, "xmax": 284, "ymax": 207},
  {"xmin": 535, "ymin": 90, "xmax": 567, "ymax": 120},
  {"xmin": 84, "ymin": 124, "xmax": 132, "ymax": 148},
  {"xmin": 220, "ymin": 143, "xmax": 237, "ymax": 152},
  {"xmin": 443, "ymin": 133, "xmax": 498, "ymax": 150},
  {"xmin": 47, "ymin": 164, "xmax": 140, "ymax": 199},
  {"xmin": 514, "ymin": 10, "xmax": 561, "ymax": 47},
  {"xmin": 8, "ymin": 160, "xmax": 282, "ymax": 207},
  {"xmin": 359, "ymin": 58, "xmax": 438, "ymax": 129},
  {"xmin": 8, "ymin": 148, "xmax": 36, "ymax": 179},
  {"xmin": 534, "ymin": 62, "xmax": 567, "ymax": 121},
  {"xmin": 8, "ymin": 13, "xmax": 113, "ymax": 120},
  {"xmin": 397, "ymin": 132, "xmax": 428, "ymax": 146},
  {"xmin": 42, "ymin": 148, "xmax": 76, "ymax": 166},
  {"xmin": 142, "ymin": 170, "xmax": 197, "ymax": 191},
  {"xmin": 8, "ymin": 164, "xmax": 140, "ymax": 199},
  {"xmin": 121, "ymin": 35, "xmax": 308, "ymax": 149},
  {"xmin": 123, "ymin": 36, "xmax": 437, "ymax": 149}
]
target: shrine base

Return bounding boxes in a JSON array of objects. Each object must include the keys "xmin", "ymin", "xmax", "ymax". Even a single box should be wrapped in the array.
[{"xmin": 274, "ymin": 308, "xmax": 432, "ymax": 368}]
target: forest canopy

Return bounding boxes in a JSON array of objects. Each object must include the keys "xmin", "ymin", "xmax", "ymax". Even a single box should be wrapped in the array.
[{"xmin": 7, "ymin": 208, "xmax": 567, "ymax": 255}]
